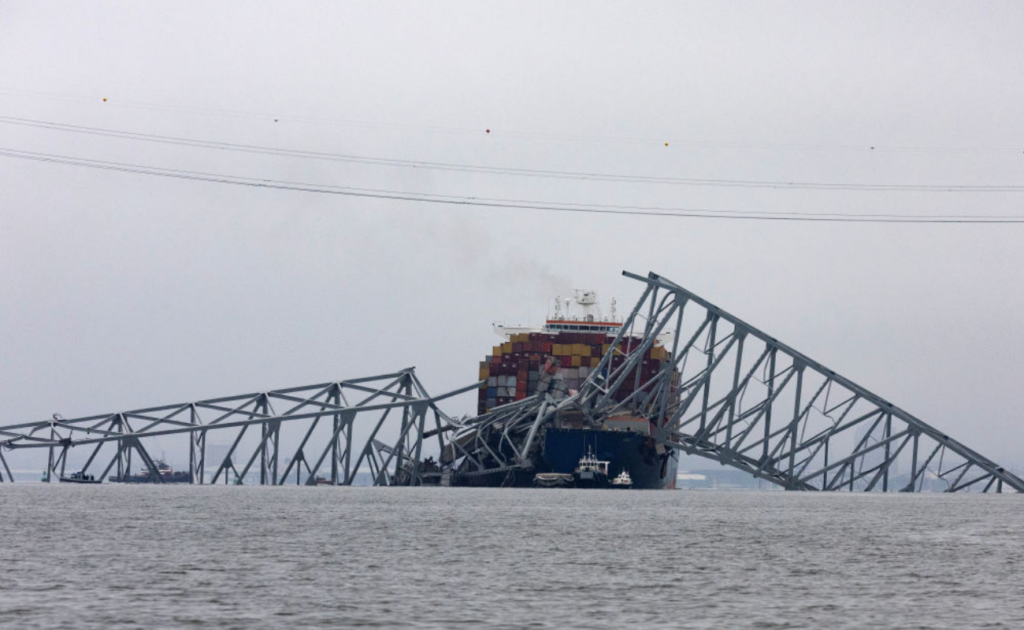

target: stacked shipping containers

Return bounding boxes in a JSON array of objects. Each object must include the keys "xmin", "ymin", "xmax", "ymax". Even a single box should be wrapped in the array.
[{"xmin": 478, "ymin": 331, "xmax": 674, "ymax": 415}]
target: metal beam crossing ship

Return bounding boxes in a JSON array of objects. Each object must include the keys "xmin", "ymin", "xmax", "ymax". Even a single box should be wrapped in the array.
[{"xmin": 463, "ymin": 290, "xmax": 678, "ymax": 489}]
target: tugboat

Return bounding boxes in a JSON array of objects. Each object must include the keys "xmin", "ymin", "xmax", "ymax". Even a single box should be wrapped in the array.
[
  {"xmin": 59, "ymin": 471, "xmax": 100, "ymax": 484},
  {"xmin": 573, "ymin": 447, "xmax": 610, "ymax": 488},
  {"xmin": 610, "ymin": 469, "xmax": 633, "ymax": 489}
]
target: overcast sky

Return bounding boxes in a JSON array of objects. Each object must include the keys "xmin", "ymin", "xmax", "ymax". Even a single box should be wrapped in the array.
[{"xmin": 2, "ymin": 2, "xmax": 1023, "ymax": 470}]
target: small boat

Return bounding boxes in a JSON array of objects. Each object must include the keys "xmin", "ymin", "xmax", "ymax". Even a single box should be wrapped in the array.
[
  {"xmin": 59, "ymin": 471, "xmax": 100, "ymax": 484},
  {"xmin": 533, "ymin": 472, "xmax": 575, "ymax": 488},
  {"xmin": 611, "ymin": 469, "xmax": 633, "ymax": 489}
]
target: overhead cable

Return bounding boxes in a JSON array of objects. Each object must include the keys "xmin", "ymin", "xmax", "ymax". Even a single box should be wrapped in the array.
[
  {"xmin": 3, "ymin": 147, "xmax": 1023, "ymax": 224},
  {"xmin": 2, "ymin": 116, "xmax": 1022, "ymax": 193}
]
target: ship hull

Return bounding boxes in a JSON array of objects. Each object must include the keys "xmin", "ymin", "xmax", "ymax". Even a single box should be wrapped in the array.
[{"xmin": 542, "ymin": 428, "xmax": 677, "ymax": 490}]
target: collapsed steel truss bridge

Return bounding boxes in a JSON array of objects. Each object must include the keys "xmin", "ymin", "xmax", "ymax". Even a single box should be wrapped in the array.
[
  {"xmin": 1, "ymin": 271, "xmax": 1020, "ymax": 493},
  {"xmin": 0, "ymin": 369, "xmax": 474, "ymax": 487}
]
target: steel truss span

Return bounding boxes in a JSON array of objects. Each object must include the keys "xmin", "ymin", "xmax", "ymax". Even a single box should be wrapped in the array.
[
  {"xmin": 1, "ymin": 272, "xmax": 1020, "ymax": 492},
  {"xmin": 0, "ymin": 369, "xmax": 476, "ymax": 486},
  {"xmin": 439, "ymin": 272, "xmax": 1023, "ymax": 493},
  {"xmin": 607, "ymin": 272, "xmax": 1022, "ymax": 493}
]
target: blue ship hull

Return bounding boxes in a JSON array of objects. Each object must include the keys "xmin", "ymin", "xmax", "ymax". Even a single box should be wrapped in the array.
[{"xmin": 542, "ymin": 428, "xmax": 678, "ymax": 490}]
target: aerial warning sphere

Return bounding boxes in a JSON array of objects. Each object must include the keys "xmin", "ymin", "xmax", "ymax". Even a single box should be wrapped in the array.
[
  {"xmin": 664, "ymin": 142, "xmax": 668, "ymax": 146},
  {"xmin": 486, "ymin": 129, "xmax": 490, "ymax": 133},
  {"xmin": 102, "ymin": 98, "xmax": 107, "ymax": 102}
]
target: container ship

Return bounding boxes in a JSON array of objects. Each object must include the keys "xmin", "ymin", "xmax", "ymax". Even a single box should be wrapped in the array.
[{"xmin": 471, "ymin": 291, "xmax": 679, "ymax": 489}]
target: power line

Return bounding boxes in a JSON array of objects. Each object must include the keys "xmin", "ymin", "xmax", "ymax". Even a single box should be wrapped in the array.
[
  {"xmin": 2, "ymin": 86, "xmax": 1021, "ymax": 154},
  {"xmin": 2, "ymin": 147, "xmax": 1022, "ymax": 224},
  {"xmin": 2, "ymin": 116, "xmax": 1023, "ymax": 193}
]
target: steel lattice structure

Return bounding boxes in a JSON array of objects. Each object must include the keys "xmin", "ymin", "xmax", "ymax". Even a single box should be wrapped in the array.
[
  {"xmin": 441, "ymin": 272, "xmax": 1023, "ymax": 492},
  {"xmin": 2, "ymin": 271, "xmax": 1021, "ymax": 492},
  {"xmin": 0, "ymin": 369, "xmax": 475, "ymax": 486},
  {"xmin": 612, "ymin": 272, "xmax": 1023, "ymax": 492}
]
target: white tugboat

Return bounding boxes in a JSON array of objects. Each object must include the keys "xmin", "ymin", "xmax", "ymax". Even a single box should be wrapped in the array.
[
  {"xmin": 573, "ymin": 447, "xmax": 610, "ymax": 488},
  {"xmin": 611, "ymin": 469, "xmax": 633, "ymax": 489}
]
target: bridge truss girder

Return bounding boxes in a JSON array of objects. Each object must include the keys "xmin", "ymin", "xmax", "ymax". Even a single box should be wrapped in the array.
[
  {"xmin": 583, "ymin": 271, "xmax": 1023, "ymax": 493},
  {"xmin": 443, "ymin": 271, "xmax": 1021, "ymax": 493},
  {"xmin": 2, "ymin": 271, "xmax": 1019, "ymax": 494},
  {"xmin": 0, "ymin": 369, "xmax": 475, "ymax": 486}
]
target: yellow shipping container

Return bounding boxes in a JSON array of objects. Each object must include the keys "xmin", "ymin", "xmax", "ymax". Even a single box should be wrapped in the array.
[
  {"xmin": 590, "ymin": 357, "xmax": 601, "ymax": 367},
  {"xmin": 553, "ymin": 343, "xmax": 564, "ymax": 355},
  {"xmin": 479, "ymin": 366, "xmax": 490, "ymax": 380},
  {"xmin": 571, "ymin": 356, "xmax": 582, "ymax": 367},
  {"xmin": 579, "ymin": 345, "xmax": 591, "ymax": 357},
  {"xmin": 502, "ymin": 342, "xmax": 513, "ymax": 354},
  {"xmin": 602, "ymin": 344, "xmax": 611, "ymax": 355}
]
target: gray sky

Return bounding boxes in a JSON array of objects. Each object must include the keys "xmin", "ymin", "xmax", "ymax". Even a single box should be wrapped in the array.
[{"xmin": 2, "ymin": 1, "xmax": 1023, "ymax": 468}]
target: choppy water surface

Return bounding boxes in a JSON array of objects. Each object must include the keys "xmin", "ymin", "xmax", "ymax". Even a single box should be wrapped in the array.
[{"xmin": 1, "ymin": 486, "xmax": 1021, "ymax": 629}]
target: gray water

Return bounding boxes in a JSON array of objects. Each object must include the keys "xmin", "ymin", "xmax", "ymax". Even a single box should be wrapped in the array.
[{"xmin": 1, "ymin": 486, "xmax": 1021, "ymax": 629}]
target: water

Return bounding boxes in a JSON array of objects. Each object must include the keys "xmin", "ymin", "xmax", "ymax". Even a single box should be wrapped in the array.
[{"xmin": 1, "ymin": 485, "xmax": 1021, "ymax": 629}]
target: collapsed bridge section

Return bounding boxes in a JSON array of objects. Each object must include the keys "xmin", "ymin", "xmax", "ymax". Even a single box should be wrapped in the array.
[
  {"xmin": 0, "ymin": 369, "xmax": 475, "ymax": 486},
  {"xmin": 1, "ymin": 271, "xmax": 1020, "ymax": 492},
  {"xmin": 442, "ymin": 271, "xmax": 1023, "ymax": 493}
]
